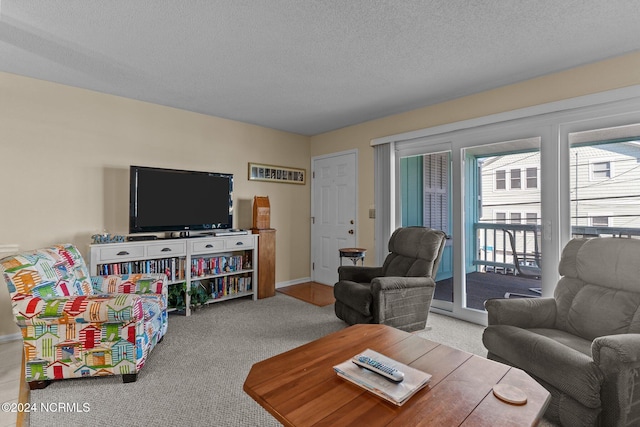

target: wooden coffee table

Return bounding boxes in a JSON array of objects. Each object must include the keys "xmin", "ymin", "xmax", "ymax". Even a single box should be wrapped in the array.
[{"xmin": 244, "ymin": 324, "xmax": 550, "ymax": 426}]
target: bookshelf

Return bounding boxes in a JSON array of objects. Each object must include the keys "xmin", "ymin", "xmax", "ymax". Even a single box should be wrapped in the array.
[{"xmin": 89, "ymin": 234, "xmax": 258, "ymax": 315}]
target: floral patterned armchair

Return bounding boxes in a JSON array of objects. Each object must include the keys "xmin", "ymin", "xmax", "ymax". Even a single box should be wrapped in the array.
[{"xmin": 1, "ymin": 243, "xmax": 167, "ymax": 388}]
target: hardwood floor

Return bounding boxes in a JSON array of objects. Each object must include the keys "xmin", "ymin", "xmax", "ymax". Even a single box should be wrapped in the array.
[
  {"xmin": 277, "ymin": 273, "xmax": 542, "ymax": 310},
  {"xmin": 277, "ymin": 282, "xmax": 335, "ymax": 307}
]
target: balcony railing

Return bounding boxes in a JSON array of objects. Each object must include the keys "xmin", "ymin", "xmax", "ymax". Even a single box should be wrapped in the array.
[
  {"xmin": 474, "ymin": 223, "xmax": 640, "ymax": 276},
  {"xmin": 571, "ymin": 226, "xmax": 640, "ymax": 239},
  {"xmin": 474, "ymin": 223, "xmax": 540, "ymax": 275}
]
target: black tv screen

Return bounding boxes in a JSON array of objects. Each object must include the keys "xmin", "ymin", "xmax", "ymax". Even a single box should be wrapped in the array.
[{"xmin": 130, "ymin": 166, "xmax": 233, "ymax": 233}]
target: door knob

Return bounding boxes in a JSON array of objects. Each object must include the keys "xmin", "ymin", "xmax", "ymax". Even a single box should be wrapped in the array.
[{"xmin": 348, "ymin": 229, "xmax": 354, "ymax": 234}]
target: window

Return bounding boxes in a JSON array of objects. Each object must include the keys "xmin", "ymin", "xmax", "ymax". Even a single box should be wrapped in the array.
[
  {"xmin": 495, "ymin": 170, "xmax": 506, "ymax": 190},
  {"xmin": 591, "ymin": 161, "xmax": 611, "ymax": 179},
  {"xmin": 526, "ymin": 167, "xmax": 538, "ymax": 189},
  {"xmin": 494, "ymin": 167, "xmax": 537, "ymax": 190},
  {"xmin": 526, "ymin": 213, "xmax": 538, "ymax": 224},
  {"xmin": 510, "ymin": 212, "xmax": 522, "ymax": 224},
  {"xmin": 591, "ymin": 216, "xmax": 610, "ymax": 227},
  {"xmin": 510, "ymin": 169, "xmax": 521, "ymax": 189},
  {"xmin": 495, "ymin": 212, "xmax": 506, "ymax": 223}
]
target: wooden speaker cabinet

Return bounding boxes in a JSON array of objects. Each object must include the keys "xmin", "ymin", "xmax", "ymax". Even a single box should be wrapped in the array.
[{"xmin": 252, "ymin": 228, "xmax": 276, "ymax": 299}]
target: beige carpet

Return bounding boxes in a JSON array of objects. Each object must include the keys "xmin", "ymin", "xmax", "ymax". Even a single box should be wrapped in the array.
[
  {"xmin": 29, "ymin": 294, "xmax": 557, "ymax": 426},
  {"xmin": 416, "ymin": 312, "xmax": 488, "ymax": 356}
]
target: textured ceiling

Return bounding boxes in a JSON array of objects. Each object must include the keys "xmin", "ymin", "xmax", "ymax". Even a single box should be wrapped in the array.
[{"xmin": 1, "ymin": 1, "xmax": 639, "ymax": 136}]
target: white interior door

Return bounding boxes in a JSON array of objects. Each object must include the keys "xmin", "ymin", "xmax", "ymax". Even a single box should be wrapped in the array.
[{"xmin": 311, "ymin": 150, "xmax": 358, "ymax": 285}]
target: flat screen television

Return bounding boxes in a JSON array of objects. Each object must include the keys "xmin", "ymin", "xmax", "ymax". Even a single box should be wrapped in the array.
[{"xmin": 129, "ymin": 165, "xmax": 233, "ymax": 234}]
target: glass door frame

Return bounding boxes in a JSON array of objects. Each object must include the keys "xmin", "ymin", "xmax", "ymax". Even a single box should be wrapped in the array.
[
  {"xmin": 394, "ymin": 125, "xmax": 555, "ymax": 325},
  {"xmin": 461, "ymin": 123, "xmax": 553, "ymax": 324},
  {"xmin": 378, "ymin": 87, "xmax": 640, "ymax": 326}
]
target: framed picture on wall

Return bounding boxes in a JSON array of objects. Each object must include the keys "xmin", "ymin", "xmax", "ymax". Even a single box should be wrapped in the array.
[{"xmin": 248, "ymin": 162, "xmax": 306, "ymax": 185}]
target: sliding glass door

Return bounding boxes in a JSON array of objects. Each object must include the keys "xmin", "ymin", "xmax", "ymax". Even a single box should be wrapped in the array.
[
  {"xmin": 380, "ymin": 91, "xmax": 640, "ymax": 325},
  {"xmin": 464, "ymin": 138, "xmax": 542, "ymax": 309},
  {"xmin": 399, "ymin": 150, "xmax": 453, "ymax": 311}
]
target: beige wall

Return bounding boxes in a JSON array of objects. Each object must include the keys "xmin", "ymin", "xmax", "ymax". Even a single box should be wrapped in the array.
[
  {"xmin": 0, "ymin": 72, "xmax": 311, "ymax": 336},
  {"xmin": 309, "ymin": 51, "xmax": 640, "ymax": 266},
  {"xmin": 3, "ymin": 51, "xmax": 640, "ymax": 336}
]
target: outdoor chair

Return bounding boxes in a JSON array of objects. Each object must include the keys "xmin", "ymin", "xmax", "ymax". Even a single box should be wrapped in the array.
[{"xmin": 503, "ymin": 229, "xmax": 542, "ymax": 298}]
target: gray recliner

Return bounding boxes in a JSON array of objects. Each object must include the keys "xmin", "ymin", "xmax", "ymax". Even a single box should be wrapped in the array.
[
  {"xmin": 483, "ymin": 237, "xmax": 640, "ymax": 427},
  {"xmin": 333, "ymin": 227, "xmax": 446, "ymax": 332}
]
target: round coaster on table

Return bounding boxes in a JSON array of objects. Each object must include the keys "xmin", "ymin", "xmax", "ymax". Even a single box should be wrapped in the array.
[{"xmin": 492, "ymin": 384, "xmax": 527, "ymax": 405}]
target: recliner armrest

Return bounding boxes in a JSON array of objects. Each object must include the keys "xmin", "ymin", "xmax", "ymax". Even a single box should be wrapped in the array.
[
  {"xmin": 484, "ymin": 297, "xmax": 557, "ymax": 328},
  {"xmin": 592, "ymin": 334, "xmax": 640, "ymax": 366},
  {"xmin": 371, "ymin": 276, "xmax": 434, "ymax": 294},
  {"xmin": 592, "ymin": 334, "xmax": 640, "ymax": 426},
  {"xmin": 338, "ymin": 266, "xmax": 384, "ymax": 283}
]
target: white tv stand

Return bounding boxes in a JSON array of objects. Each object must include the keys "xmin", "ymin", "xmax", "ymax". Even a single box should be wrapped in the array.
[
  {"xmin": 212, "ymin": 229, "xmax": 249, "ymax": 236},
  {"xmin": 89, "ymin": 234, "xmax": 258, "ymax": 316}
]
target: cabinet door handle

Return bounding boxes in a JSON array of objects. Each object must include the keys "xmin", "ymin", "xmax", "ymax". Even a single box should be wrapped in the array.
[
  {"xmin": 117, "ymin": 251, "xmax": 129, "ymax": 256},
  {"xmin": 236, "ymin": 241, "xmax": 244, "ymax": 246},
  {"xmin": 161, "ymin": 247, "xmax": 172, "ymax": 252},
  {"xmin": 205, "ymin": 244, "xmax": 214, "ymax": 248}
]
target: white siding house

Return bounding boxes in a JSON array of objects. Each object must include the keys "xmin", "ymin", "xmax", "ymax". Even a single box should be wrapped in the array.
[
  {"xmin": 476, "ymin": 141, "xmax": 640, "ymax": 273},
  {"xmin": 481, "ymin": 141, "xmax": 640, "ymax": 231}
]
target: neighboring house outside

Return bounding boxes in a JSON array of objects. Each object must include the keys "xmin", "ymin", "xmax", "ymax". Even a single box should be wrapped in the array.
[
  {"xmin": 477, "ymin": 141, "xmax": 640, "ymax": 272},
  {"xmin": 568, "ymin": 141, "xmax": 640, "ymax": 232},
  {"xmin": 480, "ymin": 151, "xmax": 541, "ymax": 229}
]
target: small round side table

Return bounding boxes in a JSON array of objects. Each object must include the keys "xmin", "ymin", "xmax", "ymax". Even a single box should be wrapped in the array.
[{"xmin": 339, "ymin": 248, "xmax": 366, "ymax": 266}]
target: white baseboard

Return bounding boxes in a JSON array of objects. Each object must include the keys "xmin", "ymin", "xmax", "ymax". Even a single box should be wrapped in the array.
[
  {"xmin": 275, "ymin": 277, "xmax": 312, "ymax": 289},
  {"xmin": 0, "ymin": 333, "xmax": 22, "ymax": 343}
]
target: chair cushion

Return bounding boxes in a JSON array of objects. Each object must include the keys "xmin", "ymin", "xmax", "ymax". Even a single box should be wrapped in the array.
[
  {"xmin": 334, "ymin": 280, "xmax": 372, "ymax": 316},
  {"xmin": 566, "ymin": 283, "xmax": 640, "ymax": 340},
  {"xmin": 383, "ymin": 254, "xmax": 427, "ymax": 277},
  {"xmin": 571, "ymin": 238, "xmax": 640, "ymax": 293},
  {"xmin": 382, "ymin": 227, "xmax": 445, "ymax": 277},
  {"xmin": 554, "ymin": 237, "xmax": 640, "ymax": 339},
  {"xmin": 483, "ymin": 325, "xmax": 603, "ymax": 409}
]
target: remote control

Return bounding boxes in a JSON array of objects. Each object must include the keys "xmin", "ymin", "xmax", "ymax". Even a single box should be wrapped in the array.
[{"xmin": 353, "ymin": 355, "xmax": 405, "ymax": 383}]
